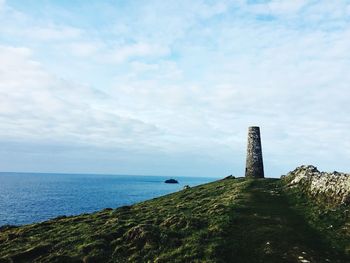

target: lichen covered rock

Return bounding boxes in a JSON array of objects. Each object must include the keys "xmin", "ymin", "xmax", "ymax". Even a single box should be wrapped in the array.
[{"xmin": 284, "ymin": 165, "xmax": 350, "ymax": 206}]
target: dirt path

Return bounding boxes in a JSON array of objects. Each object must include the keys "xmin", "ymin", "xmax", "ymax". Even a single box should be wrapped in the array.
[{"xmin": 222, "ymin": 179, "xmax": 349, "ymax": 263}]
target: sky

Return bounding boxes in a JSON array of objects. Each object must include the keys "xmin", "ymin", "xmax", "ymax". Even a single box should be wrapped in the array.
[{"xmin": 0, "ymin": 0, "xmax": 350, "ymax": 177}]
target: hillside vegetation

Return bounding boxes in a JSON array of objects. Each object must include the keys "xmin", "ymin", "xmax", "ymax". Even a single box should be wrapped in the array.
[{"xmin": 0, "ymin": 169, "xmax": 349, "ymax": 262}]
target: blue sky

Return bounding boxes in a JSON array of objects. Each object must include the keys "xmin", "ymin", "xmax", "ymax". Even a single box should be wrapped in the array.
[{"xmin": 0, "ymin": 0, "xmax": 350, "ymax": 177}]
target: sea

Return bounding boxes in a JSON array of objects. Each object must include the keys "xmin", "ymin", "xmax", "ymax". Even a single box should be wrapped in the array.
[{"xmin": 0, "ymin": 172, "xmax": 216, "ymax": 226}]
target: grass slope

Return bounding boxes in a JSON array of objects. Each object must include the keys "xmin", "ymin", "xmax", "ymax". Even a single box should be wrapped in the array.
[{"xmin": 0, "ymin": 178, "xmax": 349, "ymax": 263}]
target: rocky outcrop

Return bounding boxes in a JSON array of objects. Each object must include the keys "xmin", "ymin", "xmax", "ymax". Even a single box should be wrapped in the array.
[{"xmin": 283, "ymin": 165, "xmax": 350, "ymax": 206}]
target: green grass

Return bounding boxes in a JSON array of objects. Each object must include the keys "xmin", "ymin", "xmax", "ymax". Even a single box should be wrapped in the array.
[{"xmin": 0, "ymin": 178, "xmax": 349, "ymax": 262}]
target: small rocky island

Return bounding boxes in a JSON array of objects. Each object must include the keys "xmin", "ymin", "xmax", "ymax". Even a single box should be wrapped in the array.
[{"xmin": 164, "ymin": 179, "xmax": 178, "ymax": 184}]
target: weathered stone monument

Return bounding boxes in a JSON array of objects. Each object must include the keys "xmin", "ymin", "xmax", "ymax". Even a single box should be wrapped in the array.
[{"xmin": 245, "ymin": 126, "xmax": 264, "ymax": 178}]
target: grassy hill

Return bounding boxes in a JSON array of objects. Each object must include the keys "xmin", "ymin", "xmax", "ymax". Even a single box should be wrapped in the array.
[{"xmin": 0, "ymin": 177, "xmax": 349, "ymax": 262}]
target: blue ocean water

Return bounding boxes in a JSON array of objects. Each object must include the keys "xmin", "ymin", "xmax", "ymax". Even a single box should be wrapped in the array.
[{"xmin": 0, "ymin": 172, "xmax": 215, "ymax": 226}]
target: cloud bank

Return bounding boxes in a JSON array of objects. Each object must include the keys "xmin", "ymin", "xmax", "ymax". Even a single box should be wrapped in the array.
[{"xmin": 0, "ymin": 0, "xmax": 349, "ymax": 177}]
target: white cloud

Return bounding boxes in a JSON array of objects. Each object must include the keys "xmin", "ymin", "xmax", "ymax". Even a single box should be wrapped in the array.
[
  {"xmin": 252, "ymin": 0, "xmax": 307, "ymax": 16},
  {"xmin": 0, "ymin": 45, "xmax": 162, "ymax": 150},
  {"xmin": 105, "ymin": 42, "xmax": 170, "ymax": 63},
  {"xmin": 196, "ymin": 1, "xmax": 229, "ymax": 18},
  {"xmin": 66, "ymin": 41, "xmax": 102, "ymax": 57},
  {"xmin": 0, "ymin": 3, "xmax": 82, "ymax": 42},
  {"xmin": 22, "ymin": 25, "xmax": 82, "ymax": 41}
]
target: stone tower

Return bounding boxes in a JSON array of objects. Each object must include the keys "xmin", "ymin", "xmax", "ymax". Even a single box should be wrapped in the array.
[{"xmin": 245, "ymin": 126, "xmax": 264, "ymax": 178}]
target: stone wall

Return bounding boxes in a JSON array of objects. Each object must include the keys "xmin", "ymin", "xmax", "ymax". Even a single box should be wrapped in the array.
[{"xmin": 283, "ymin": 165, "xmax": 350, "ymax": 206}]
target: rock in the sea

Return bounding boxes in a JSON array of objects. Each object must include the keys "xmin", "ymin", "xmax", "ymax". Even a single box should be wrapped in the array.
[
  {"xmin": 165, "ymin": 179, "xmax": 179, "ymax": 184},
  {"xmin": 183, "ymin": 185, "xmax": 190, "ymax": 190}
]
